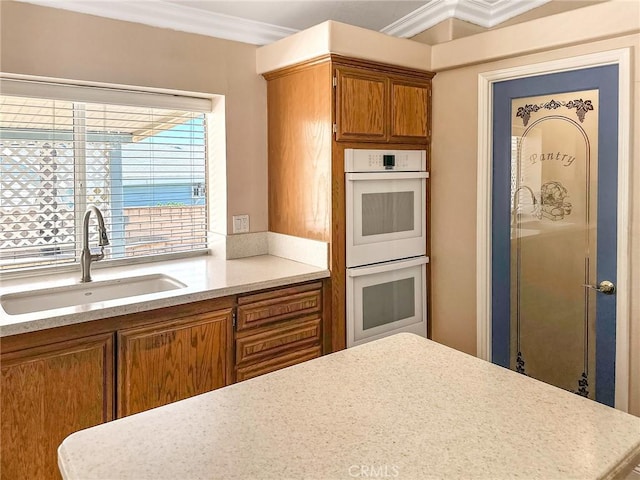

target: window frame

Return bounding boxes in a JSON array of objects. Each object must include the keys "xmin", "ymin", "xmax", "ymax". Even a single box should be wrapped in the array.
[{"xmin": 0, "ymin": 76, "xmax": 218, "ymax": 278}]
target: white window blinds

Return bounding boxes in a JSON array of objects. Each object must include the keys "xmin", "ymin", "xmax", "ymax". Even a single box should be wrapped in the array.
[{"xmin": 0, "ymin": 80, "xmax": 210, "ymax": 271}]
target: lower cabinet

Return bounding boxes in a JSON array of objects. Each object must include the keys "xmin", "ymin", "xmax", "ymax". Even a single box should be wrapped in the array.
[
  {"xmin": 0, "ymin": 279, "xmax": 326, "ymax": 479},
  {"xmin": 0, "ymin": 333, "xmax": 113, "ymax": 480},
  {"xmin": 235, "ymin": 282, "xmax": 323, "ymax": 381},
  {"xmin": 117, "ymin": 308, "xmax": 233, "ymax": 417}
]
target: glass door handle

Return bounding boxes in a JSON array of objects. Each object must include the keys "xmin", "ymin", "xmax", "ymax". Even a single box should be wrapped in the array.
[{"xmin": 582, "ymin": 280, "xmax": 616, "ymax": 295}]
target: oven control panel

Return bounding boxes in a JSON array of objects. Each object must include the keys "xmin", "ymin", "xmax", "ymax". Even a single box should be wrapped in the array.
[{"xmin": 344, "ymin": 149, "xmax": 426, "ymax": 172}]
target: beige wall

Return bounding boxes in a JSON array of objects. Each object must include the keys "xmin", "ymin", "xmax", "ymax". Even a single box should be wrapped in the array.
[
  {"xmin": 2, "ymin": 0, "xmax": 637, "ymax": 414},
  {"xmin": 428, "ymin": 29, "xmax": 640, "ymax": 415},
  {"xmin": 495, "ymin": 0, "xmax": 608, "ymax": 29},
  {"xmin": 410, "ymin": 1, "xmax": 603, "ymax": 45},
  {"xmin": 256, "ymin": 20, "xmax": 431, "ymax": 74},
  {"xmin": 411, "ymin": 18, "xmax": 485, "ymax": 45},
  {"xmin": 0, "ymin": 0, "xmax": 268, "ymax": 235}
]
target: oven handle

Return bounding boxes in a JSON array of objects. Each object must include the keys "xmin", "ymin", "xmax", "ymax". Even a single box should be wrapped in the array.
[
  {"xmin": 347, "ymin": 256, "xmax": 429, "ymax": 277},
  {"xmin": 345, "ymin": 172, "xmax": 429, "ymax": 181}
]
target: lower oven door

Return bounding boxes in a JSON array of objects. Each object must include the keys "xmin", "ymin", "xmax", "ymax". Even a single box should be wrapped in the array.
[{"xmin": 346, "ymin": 256, "xmax": 428, "ymax": 348}]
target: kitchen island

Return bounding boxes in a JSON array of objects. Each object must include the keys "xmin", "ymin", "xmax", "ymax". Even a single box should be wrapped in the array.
[{"xmin": 58, "ymin": 333, "xmax": 640, "ymax": 480}]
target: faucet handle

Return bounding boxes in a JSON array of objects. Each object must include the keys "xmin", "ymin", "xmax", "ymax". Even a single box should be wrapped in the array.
[{"xmin": 99, "ymin": 229, "xmax": 110, "ymax": 246}]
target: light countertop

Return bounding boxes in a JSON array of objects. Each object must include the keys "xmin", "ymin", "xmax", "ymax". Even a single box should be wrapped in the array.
[
  {"xmin": 0, "ymin": 254, "xmax": 329, "ymax": 337},
  {"xmin": 58, "ymin": 333, "xmax": 640, "ymax": 480}
]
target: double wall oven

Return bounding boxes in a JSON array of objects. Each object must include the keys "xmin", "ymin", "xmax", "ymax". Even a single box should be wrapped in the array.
[{"xmin": 345, "ymin": 148, "xmax": 429, "ymax": 348}]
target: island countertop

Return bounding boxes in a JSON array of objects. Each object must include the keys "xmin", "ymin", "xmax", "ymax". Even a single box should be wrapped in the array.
[{"xmin": 58, "ymin": 333, "xmax": 640, "ymax": 480}]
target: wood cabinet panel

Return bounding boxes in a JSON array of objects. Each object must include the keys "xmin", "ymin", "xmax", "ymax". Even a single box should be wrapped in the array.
[
  {"xmin": 118, "ymin": 308, "xmax": 232, "ymax": 417},
  {"xmin": 237, "ymin": 285, "xmax": 322, "ymax": 331},
  {"xmin": 267, "ymin": 60, "xmax": 332, "ymax": 241},
  {"xmin": 390, "ymin": 79, "xmax": 430, "ymax": 142},
  {"xmin": 236, "ymin": 316, "xmax": 321, "ymax": 365},
  {"xmin": 335, "ymin": 67, "xmax": 386, "ymax": 142},
  {"xmin": 1, "ymin": 334, "xmax": 113, "ymax": 480},
  {"xmin": 335, "ymin": 62, "xmax": 432, "ymax": 145},
  {"xmin": 236, "ymin": 283, "xmax": 324, "ymax": 380},
  {"xmin": 236, "ymin": 345, "xmax": 322, "ymax": 382}
]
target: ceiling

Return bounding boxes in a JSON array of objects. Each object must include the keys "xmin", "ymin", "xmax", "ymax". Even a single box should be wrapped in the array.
[{"xmin": 17, "ymin": 0, "xmax": 553, "ymax": 45}]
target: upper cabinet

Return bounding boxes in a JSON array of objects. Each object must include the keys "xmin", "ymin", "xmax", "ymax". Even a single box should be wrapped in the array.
[
  {"xmin": 334, "ymin": 61, "xmax": 432, "ymax": 144},
  {"xmin": 334, "ymin": 66, "xmax": 386, "ymax": 142},
  {"xmin": 389, "ymin": 77, "xmax": 430, "ymax": 142}
]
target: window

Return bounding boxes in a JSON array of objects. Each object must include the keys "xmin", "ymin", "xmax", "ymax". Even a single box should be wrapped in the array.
[{"xmin": 0, "ymin": 79, "xmax": 211, "ymax": 272}]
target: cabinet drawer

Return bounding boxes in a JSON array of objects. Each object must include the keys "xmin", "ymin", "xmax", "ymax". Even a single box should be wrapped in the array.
[
  {"xmin": 236, "ymin": 345, "xmax": 322, "ymax": 382},
  {"xmin": 237, "ymin": 286, "xmax": 322, "ymax": 330},
  {"xmin": 236, "ymin": 316, "xmax": 321, "ymax": 365}
]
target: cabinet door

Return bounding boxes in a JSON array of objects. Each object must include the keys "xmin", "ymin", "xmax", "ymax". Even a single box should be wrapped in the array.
[
  {"xmin": 1, "ymin": 334, "xmax": 113, "ymax": 480},
  {"xmin": 117, "ymin": 308, "xmax": 233, "ymax": 417},
  {"xmin": 335, "ymin": 66, "xmax": 387, "ymax": 142},
  {"xmin": 389, "ymin": 77, "xmax": 430, "ymax": 143}
]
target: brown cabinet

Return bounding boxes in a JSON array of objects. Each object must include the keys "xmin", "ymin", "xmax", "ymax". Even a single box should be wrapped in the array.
[
  {"xmin": 335, "ymin": 66, "xmax": 386, "ymax": 142},
  {"xmin": 118, "ymin": 307, "xmax": 233, "ymax": 417},
  {"xmin": 0, "ymin": 279, "xmax": 325, "ymax": 478},
  {"xmin": 265, "ymin": 55, "xmax": 433, "ymax": 352},
  {"xmin": 235, "ymin": 282, "xmax": 323, "ymax": 381},
  {"xmin": 1, "ymin": 333, "xmax": 113, "ymax": 480},
  {"xmin": 389, "ymin": 77, "xmax": 430, "ymax": 142},
  {"xmin": 335, "ymin": 65, "xmax": 431, "ymax": 144}
]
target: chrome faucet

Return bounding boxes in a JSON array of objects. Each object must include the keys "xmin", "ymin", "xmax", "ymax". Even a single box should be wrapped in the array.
[
  {"xmin": 80, "ymin": 205, "xmax": 110, "ymax": 282},
  {"xmin": 511, "ymin": 185, "xmax": 538, "ymax": 225}
]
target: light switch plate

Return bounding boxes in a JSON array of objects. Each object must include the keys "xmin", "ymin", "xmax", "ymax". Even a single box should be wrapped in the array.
[{"xmin": 232, "ymin": 214, "xmax": 249, "ymax": 234}]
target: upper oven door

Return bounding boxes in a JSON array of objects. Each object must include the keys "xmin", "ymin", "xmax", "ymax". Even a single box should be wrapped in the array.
[{"xmin": 346, "ymin": 171, "xmax": 428, "ymax": 267}]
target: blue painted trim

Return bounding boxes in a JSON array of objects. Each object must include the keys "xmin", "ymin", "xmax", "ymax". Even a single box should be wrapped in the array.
[
  {"xmin": 491, "ymin": 65, "xmax": 618, "ymax": 406},
  {"xmin": 492, "ymin": 81, "xmax": 512, "ymax": 370},
  {"xmin": 594, "ymin": 65, "xmax": 619, "ymax": 407}
]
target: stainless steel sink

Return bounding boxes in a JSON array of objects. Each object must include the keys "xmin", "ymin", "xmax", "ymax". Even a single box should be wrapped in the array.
[{"xmin": 1, "ymin": 274, "xmax": 186, "ymax": 315}]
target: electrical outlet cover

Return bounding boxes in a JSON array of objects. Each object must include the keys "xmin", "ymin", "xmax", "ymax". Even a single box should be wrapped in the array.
[{"xmin": 232, "ymin": 214, "xmax": 249, "ymax": 234}]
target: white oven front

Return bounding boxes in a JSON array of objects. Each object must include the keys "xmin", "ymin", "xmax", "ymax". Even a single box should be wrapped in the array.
[
  {"xmin": 345, "ymin": 149, "xmax": 427, "ymax": 268},
  {"xmin": 346, "ymin": 256, "xmax": 428, "ymax": 348}
]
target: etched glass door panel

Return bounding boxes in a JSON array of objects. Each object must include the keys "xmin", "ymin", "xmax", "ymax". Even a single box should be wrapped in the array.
[
  {"xmin": 492, "ymin": 65, "xmax": 618, "ymax": 406},
  {"xmin": 510, "ymin": 91, "xmax": 598, "ymax": 398}
]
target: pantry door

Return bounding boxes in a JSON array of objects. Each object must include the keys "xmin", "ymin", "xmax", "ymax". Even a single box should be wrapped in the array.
[{"xmin": 491, "ymin": 65, "xmax": 619, "ymax": 406}]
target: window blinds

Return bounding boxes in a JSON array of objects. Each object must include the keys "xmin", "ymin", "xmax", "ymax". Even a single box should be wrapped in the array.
[{"xmin": 0, "ymin": 81, "xmax": 210, "ymax": 271}]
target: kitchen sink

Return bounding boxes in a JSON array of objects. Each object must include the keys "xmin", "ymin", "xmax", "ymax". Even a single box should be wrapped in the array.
[{"xmin": 1, "ymin": 274, "xmax": 187, "ymax": 315}]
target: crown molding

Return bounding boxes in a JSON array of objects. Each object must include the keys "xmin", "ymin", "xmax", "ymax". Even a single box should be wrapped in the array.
[
  {"xmin": 381, "ymin": 0, "xmax": 551, "ymax": 38},
  {"xmin": 455, "ymin": 0, "xmax": 551, "ymax": 28},
  {"xmin": 381, "ymin": 0, "xmax": 457, "ymax": 38},
  {"xmin": 15, "ymin": 0, "xmax": 298, "ymax": 46},
  {"xmin": 18, "ymin": 0, "xmax": 551, "ymax": 45}
]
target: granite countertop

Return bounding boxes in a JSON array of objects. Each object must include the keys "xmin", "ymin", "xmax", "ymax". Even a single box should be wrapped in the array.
[
  {"xmin": 0, "ymin": 254, "xmax": 329, "ymax": 337},
  {"xmin": 58, "ymin": 333, "xmax": 640, "ymax": 480}
]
